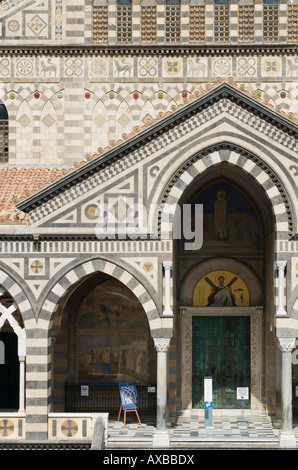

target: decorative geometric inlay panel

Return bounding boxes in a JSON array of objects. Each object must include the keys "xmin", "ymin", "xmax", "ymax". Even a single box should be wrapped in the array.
[
  {"xmin": 42, "ymin": 114, "xmax": 55, "ymax": 127},
  {"xmin": 30, "ymin": 259, "xmax": 44, "ymax": 274},
  {"xmin": 18, "ymin": 114, "xmax": 31, "ymax": 127},
  {"xmin": 89, "ymin": 58, "xmax": 108, "ymax": 77},
  {"xmin": 16, "ymin": 58, "xmax": 34, "ymax": 77},
  {"xmin": 8, "ymin": 19, "xmax": 20, "ymax": 33},
  {"xmin": 61, "ymin": 420, "xmax": 78, "ymax": 437},
  {"xmin": 0, "ymin": 58, "xmax": 10, "ymax": 77},
  {"xmin": 64, "ymin": 58, "xmax": 83, "ymax": 77},
  {"xmin": 27, "ymin": 14, "xmax": 47, "ymax": 36},
  {"xmin": 0, "ymin": 419, "xmax": 14, "ymax": 437}
]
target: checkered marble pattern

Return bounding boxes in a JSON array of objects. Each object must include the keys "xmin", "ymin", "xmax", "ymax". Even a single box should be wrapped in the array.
[
  {"xmin": 170, "ymin": 413, "xmax": 279, "ymax": 442},
  {"xmin": 107, "ymin": 412, "xmax": 281, "ymax": 448}
]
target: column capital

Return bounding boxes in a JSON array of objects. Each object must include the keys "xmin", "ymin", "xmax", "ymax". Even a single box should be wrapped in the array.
[
  {"xmin": 162, "ymin": 261, "xmax": 172, "ymax": 270},
  {"xmin": 153, "ymin": 337, "xmax": 171, "ymax": 352},
  {"xmin": 278, "ymin": 337, "xmax": 296, "ymax": 353},
  {"xmin": 276, "ymin": 260, "xmax": 287, "ymax": 268}
]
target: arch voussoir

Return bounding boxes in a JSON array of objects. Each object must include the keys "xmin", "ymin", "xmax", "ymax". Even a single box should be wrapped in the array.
[{"xmin": 39, "ymin": 257, "xmax": 163, "ymax": 335}]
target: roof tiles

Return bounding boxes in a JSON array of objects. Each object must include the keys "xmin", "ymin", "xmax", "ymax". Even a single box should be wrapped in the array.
[{"xmin": 0, "ymin": 166, "xmax": 70, "ymax": 223}]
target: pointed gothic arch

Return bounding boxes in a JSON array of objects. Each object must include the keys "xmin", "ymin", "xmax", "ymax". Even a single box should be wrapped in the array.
[
  {"xmin": 39, "ymin": 256, "xmax": 163, "ymax": 337},
  {"xmin": 0, "ymin": 101, "xmax": 8, "ymax": 163},
  {"xmin": 159, "ymin": 143, "xmax": 293, "ymax": 240},
  {"xmin": 0, "ymin": 272, "xmax": 30, "ymax": 413}
]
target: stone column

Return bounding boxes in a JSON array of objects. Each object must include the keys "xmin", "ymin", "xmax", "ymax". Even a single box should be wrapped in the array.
[
  {"xmin": 162, "ymin": 261, "xmax": 173, "ymax": 316},
  {"xmin": 278, "ymin": 337, "xmax": 296, "ymax": 448},
  {"xmin": 276, "ymin": 261, "xmax": 287, "ymax": 316},
  {"xmin": 19, "ymin": 356, "xmax": 25, "ymax": 412},
  {"xmin": 25, "ymin": 336, "xmax": 51, "ymax": 440},
  {"xmin": 154, "ymin": 337, "xmax": 171, "ymax": 431}
]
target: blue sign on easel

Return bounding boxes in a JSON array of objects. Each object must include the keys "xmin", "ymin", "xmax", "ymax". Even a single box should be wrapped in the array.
[
  {"xmin": 119, "ymin": 382, "xmax": 138, "ymax": 409},
  {"xmin": 117, "ymin": 383, "xmax": 142, "ymax": 427}
]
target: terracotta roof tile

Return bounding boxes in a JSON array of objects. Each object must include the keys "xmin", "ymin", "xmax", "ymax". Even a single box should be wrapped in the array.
[{"xmin": 0, "ymin": 166, "xmax": 71, "ymax": 223}]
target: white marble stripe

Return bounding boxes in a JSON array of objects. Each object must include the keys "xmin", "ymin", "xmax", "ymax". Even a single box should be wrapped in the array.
[
  {"xmin": 17, "ymin": 299, "xmax": 31, "ymax": 313},
  {"xmin": 266, "ymin": 185, "xmax": 280, "ymax": 200},
  {"xmin": 51, "ymin": 282, "xmax": 65, "ymax": 298},
  {"xmin": 227, "ymin": 151, "xmax": 240, "ymax": 165},
  {"xmin": 82, "ymin": 260, "xmax": 95, "ymax": 275},
  {"xmin": 242, "ymin": 158, "xmax": 256, "ymax": 174},
  {"xmin": 210, "ymin": 151, "xmax": 222, "ymax": 164},
  {"xmin": 255, "ymin": 171, "xmax": 270, "ymax": 186},
  {"xmin": 192, "ymin": 158, "xmax": 207, "ymax": 174},
  {"xmin": 65, "ymin": 270, "xmax": 80, "ymax": 285}
]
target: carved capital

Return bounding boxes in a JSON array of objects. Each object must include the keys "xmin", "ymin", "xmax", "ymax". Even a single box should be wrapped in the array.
[
  {"xmin": 154, "ymin": 337, "xmax": 171, "ymax": 352},
  {"xmin": 276, "ymin": 260, "xmax": 287, "ymax": 269},
  {"xmin": 278, "ymin": 337, "xmax": 296, "ymax": 353},
  {"xmin": 162, "ymin": 261, "xmax": 172, "ymax": 271}
]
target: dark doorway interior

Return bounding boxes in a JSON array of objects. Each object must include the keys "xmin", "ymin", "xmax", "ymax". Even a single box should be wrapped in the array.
[{"xmin": 0, "ymin": 332, "xmax": 19, "ymax": 410}]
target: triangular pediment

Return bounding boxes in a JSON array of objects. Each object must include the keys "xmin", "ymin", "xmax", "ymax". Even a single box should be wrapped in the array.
[{"xmin": 15, "ymin": 81, "xmax": 298, "ymax": 234}]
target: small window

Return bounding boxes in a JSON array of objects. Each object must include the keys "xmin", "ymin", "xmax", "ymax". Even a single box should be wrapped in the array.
[
  {"xmin": 214, "ymin": 0, "xmax": 230, "ymax": 43},
  {"xmin": 92, "ymin": 0, "xmax": 109, "ymax": 44},
  {"xmin": 263, "ymin": 0, "xmax": 279, "ymax": 42},
  {"xmin": 238, "ymin": 0, "xmax": 255, "ymax": 42},
  {"xmin": 287, "ymin": 1, "xmax": 298, "ymax": 42},
  {"xmin": 0, "ymin": 104, "xmax": 8, "ymax": 164},
  {"xmin": 117, "ymin": 0, "xmax": 132, "ymax": 43},
  {"xmin": 165, "ymin": 0, "xmax": 181, "ymax": 43},
  {"xmin": 189, "ymin": 0, "xmax": 206, "ymax": 43},
  {"xmin": 141, "ymin": 1, "xmax": 157, "ymax": 43}
]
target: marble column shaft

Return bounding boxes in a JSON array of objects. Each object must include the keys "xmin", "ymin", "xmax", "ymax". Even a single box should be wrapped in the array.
[
  {"xmin": 278, "ymin": 337, "xmax": 296, "ymax": 432},
  {"xmin": 154, "ymin": 338, "xmax": 170, "ymax": 431},
  {"xmin": 276, "ymin": 261, "xmax": 287, "ymax": 316}
]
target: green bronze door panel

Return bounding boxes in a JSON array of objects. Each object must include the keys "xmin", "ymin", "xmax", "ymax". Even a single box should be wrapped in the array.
[{"xmin": 192, "ymin": 316, "xmax": 250, "ymax": 409}]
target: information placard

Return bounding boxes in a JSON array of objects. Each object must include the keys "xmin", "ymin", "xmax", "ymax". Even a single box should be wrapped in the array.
[
  {"xmin": 204, "ymin": 376, "xmax": 213, "ymax": 407},
  {"xmin": 81, "ymin": 385, "xmax": 89, "ymax": 397},
  {"xmin": 237, "ymin": 387, "xmax": 249, "ymax": 400}
]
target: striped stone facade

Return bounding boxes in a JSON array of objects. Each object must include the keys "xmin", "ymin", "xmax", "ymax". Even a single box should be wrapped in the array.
[{"xmin": 0, "ymin": 0, "xmax": 297, "ymax": 446}]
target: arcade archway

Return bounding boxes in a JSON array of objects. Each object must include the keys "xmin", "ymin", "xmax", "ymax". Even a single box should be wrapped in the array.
[
  {"xmin": 52, "ymin": 271, "xmax": 157, "ymax": 414},
  {"xmin": 171, "ymin": 161, "xmax": 276, "ymax": 416}
]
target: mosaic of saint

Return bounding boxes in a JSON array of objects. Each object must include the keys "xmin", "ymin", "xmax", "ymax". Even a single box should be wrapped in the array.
[
  {"xmin": 77, "ymin": 279, "xmax": 154, "ymax": 383},
  {"xmin": 191, "ymin": 181, "xmax": 262, "ymax": 251},
  {"xmin": 193, "ymin": 270, "xmax": 250, "ymax": 307}
]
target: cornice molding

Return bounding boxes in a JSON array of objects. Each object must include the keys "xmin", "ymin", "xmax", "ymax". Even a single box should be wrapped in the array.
[{"xmin": 0, "ymin": 43, "xmax": 296, "ymax": 56}]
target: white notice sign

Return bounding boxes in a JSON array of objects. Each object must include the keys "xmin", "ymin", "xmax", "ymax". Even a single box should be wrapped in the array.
[
  {"xmin": 204, "ymin": 377, "xmax": 213, "ymax": 404},
  {"xmin": 81, "ymin": 385, "xmax": 89, "ymax": 397},
  {"xmin": 237, "ymin": 387, "xmax": 249, "ymax": 400}
]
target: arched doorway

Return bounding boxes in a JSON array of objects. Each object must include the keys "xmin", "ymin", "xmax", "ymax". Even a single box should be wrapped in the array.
[
  {"xmin": 0, "ymin": 287, "xmax": 25, "ymax": 412},
  {"xmin": 0, "ymin": 331, "xmax": 19, "ymax": 410},
  {"xmin": 173, "ymin": 163, "xmax": 275, "ymax": 415},
  {"xmin": 180, "ymin": 258, "xmax": 263, "ymax": 411},
  {"xmin": 0, "ymin": 102, "xmax": 8, "ymax": 164},
  {"xmin": 52, "ymin": 272, "xmax": 157, "ymax": 415},
  {"xmin": 290, "ymin": 298, "xmax": 298, "ymax": 417}
]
